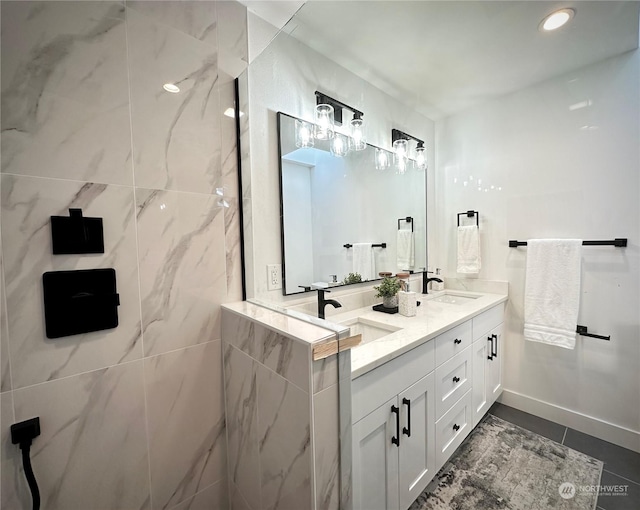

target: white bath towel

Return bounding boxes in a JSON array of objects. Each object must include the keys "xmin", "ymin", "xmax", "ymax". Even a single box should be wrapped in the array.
[
  {"xmin": 352, "ymin": 243, "xmax": 375, "ymax": 281},
  {"xmin": 457, "ymin": 225, "xmax": 481, "ymax": 273},
  {"xmin": 524, "ymin": 239, "xmax": 582, "ymax": 349},
  {"xmin": 396, "ymin": 230, "xmax": 415, "ymax": 270}
]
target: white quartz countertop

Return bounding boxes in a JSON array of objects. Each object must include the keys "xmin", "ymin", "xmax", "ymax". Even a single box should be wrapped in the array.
[{"xmin": 326, "ymin": 290, "xmax": 508, "ymax": 379}]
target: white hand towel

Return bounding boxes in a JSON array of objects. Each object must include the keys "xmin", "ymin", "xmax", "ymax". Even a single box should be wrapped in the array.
[
  {"xmin": 352, "ymin": 243, "xmax": 375, "ymax": 281},
  {"xmin": 396, "ymin": 230, "xmax": 415, "ymax": 270},
  {"xmin": 457, "ymin": 225, "xmax": 481, "ymax": 273},
  {"xmin": 524, "ymin": 239, "xmax": 582, "ymax": 349}
]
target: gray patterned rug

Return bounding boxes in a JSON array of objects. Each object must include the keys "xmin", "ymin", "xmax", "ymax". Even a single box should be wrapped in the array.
[{"xmin": 410, "ymin": 414, "xmax": 603, "ymax": 510}]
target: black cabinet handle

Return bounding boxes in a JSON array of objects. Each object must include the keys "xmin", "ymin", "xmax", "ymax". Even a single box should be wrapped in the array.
[
  {"xmin": 452, "ymin": 376, "xmax": 460, "ymax": 383},
  {"xmin": 491, "ymin": 333, "xmax": 498, "ymax": 358},
  {"xmin": 391, "ymin": 405, "xmax": 400, "ymax": 447},
  {"xmin": 402, "ymin": 398, "xmax": 411, "ymax": 437},
  {"xmin": 454, "ymin": 338, "xmax": 462, "ymax": 345},
  {"xmin": 453, "ymin": 423, "xmax": 460, "ymax": 432},
  {"xmin": 487, "ymin": 336, "xmax": 494, "ymax": 360}
]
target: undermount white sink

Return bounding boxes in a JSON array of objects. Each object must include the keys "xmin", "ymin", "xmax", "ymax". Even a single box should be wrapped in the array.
[
  {"xmin": 340, "ymin": 317, "xmax": 402, "ymax": 344},
  {"xmin": 430, "ymin": 291, "xmax": 481, "ymax": 305}
]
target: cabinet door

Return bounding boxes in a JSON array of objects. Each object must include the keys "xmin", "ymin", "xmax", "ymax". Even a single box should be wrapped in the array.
[
  {"xmin": 398, "ymin": 372, "xmax": 436, "ymax": 510},
  {"xmin": 352, "ymin": 397, "xmax": 400, "ymax": 510},
  {"xmin": 472, "ymin": 335, "xmax": 491, "ymax": 427},
  {"xmin": 487, "ymin": 324, "xmax": 503, "ymax": 403}
]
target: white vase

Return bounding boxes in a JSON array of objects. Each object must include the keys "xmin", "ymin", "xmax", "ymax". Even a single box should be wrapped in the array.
[{"xmin": 383, "ymin": 295, "xmax": 398, "ymax": 308}]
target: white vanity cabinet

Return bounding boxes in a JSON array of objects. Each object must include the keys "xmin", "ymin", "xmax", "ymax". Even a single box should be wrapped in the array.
[
  {"xmin": 351, "ymin": 301, "xmax": 506, "ymax": 510},
  {"xmin": 352, "ymin": 341, "xmax": 436, "ymax": 510},
  {"xmin": 471, "ymin": 305, "xmax": 505, "ymax": 427}
]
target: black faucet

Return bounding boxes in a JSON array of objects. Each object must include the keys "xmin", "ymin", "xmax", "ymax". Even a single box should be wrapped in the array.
[
  {"xmin": 317, "ymin": 289, "xmax": 342, "ymax": 319},
  {"xmin": 422, "ymin": 272, "xmax": 443, "ymax": 294}
]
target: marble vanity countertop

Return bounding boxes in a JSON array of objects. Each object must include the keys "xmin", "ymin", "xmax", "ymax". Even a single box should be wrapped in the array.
[
  {"xmin": 326, "ymin": 290, "xmax": 508, "ymax": 378},
  {"xmin": 223, "ymin": 301, "xmax": 338, "ymax": 346}
]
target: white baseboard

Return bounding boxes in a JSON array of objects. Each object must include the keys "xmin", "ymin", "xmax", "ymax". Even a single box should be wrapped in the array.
[{"xmin": 498, "ymin": 389, "xmax": 640, "ymax": 453}]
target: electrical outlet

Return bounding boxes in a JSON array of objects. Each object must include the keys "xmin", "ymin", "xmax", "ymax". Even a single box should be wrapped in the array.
[{"xmin": 267, "ymin": 264, "xmax": 282, "ymax": 291}]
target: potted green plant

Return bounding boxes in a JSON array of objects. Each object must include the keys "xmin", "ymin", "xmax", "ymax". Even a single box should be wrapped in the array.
[{"xmin": 374, "ymin": 276, "xmax": 403, "ymax": 308}]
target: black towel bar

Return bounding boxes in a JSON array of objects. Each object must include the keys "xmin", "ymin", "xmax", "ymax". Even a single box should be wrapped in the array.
[
  {"xmin": 577, "ymin": 325, "xmax": 610, "ymax": 341},
  {"xmin": 344, "ymin": 243, "xmax": 387, "ymax": 249},
  {"xmin": 509, "ymin": 239, "xmax": 627, "ymax": 247}
]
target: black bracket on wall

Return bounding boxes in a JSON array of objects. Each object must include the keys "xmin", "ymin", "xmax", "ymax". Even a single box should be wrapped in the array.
[
  {"xmin": 50, "ymin": 208, "xmax": 104, "ymax": 254},
  {"xmin": 42, "ymin": 269, "xmax": 120, "ymax": 339}
]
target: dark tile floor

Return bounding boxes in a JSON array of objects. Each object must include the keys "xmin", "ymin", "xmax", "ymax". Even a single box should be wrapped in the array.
[{"xmin": 489, "ymin": 403, "xmax": 640, "ymax": 510}]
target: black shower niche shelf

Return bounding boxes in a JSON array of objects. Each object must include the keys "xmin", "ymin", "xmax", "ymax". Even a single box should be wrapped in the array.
[
  {"xmin": 50, "ymin": 208, "xmax": 104, "ymax": 254},
  {"xmin": 43, "ymin": 269, "xmax": 120, "ymax": 339}
]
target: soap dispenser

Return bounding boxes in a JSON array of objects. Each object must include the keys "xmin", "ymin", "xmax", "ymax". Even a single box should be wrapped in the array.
[{"xmin": 398, "ymin": 274, "xmax": 417, "ymax": 317}]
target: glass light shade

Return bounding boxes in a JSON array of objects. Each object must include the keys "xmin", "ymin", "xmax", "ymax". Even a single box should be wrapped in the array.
[
  {"xmin": 314, "ymin": 104, "xmax": 334, "ymax": 140},
  {"xmin": 393, "ymin": 139, "xmax": 408, "ymax": 173},
  {"xmin": 350, "ymin": 117, "xmax": 366, "ymax": 151},
  {"xmin": 375, "ymin": 148, "xmax": 390, "ymax": 170},
  {"xmin": 295, "ymin": 119, "xmax": 314, "ymax": 148},
  {"xmin": 414, "ymin": 146, "xmax": 427, "ymax": 170},
  {"xmin": 330, "ymin": 132, "xmax": 349, "ymax": 157}
]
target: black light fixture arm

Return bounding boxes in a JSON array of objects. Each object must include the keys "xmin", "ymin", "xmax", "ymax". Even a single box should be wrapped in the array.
[
  {"xmin": 392, "ymin": 128, "xmax": 424, "ymax": 147},
  {"xmin": 315, "ymin": 91, "xmax": 363, "ymax": 125}
]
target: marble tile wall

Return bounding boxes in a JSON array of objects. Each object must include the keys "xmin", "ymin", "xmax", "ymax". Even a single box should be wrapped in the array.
[
  {"xmin": 221, "ymin": 308, "xmax": 315, "ymax": 510},
  {"xmin": 0, "ymin": 2, "xmax": 248, "ymax": 509}
]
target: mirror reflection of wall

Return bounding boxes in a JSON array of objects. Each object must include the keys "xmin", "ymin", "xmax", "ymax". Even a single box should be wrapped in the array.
[{"xmin": 279, "ymin": 113, "xmax": 426, "ymax": 294}]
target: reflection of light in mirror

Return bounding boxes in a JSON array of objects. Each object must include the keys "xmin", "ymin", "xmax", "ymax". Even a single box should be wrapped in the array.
[
  {"xmin": 580, "ymin": 125, "xmax": 599, "ymax": 131},
  {"xmin": 160, "ymin": 203, "xmax": 166, "ymax": 210},
  {"xmin": 396, "ymin": 157, "xmax": 407, "ymax": 175},
  {"xmin": 331, "ymin": 133, "xmax": 349, "ymax": 157},
  {"xmin": 569, "ymin": 100, "xmax": 592, "ymax": 111},
  {"xmin": 295, "ymin": 119, "xmax": 315, "ymax": 148},
  {"xmin": 469, "ymin": 175, "xmax": 474, "ymax": 181},
  {"xmin": 463, "ymin": 181, "xmax": 468, "ymax": 187},
  {"xmin": 223, "ymin": 107, "xmax": 245, "ymax": 118},
  {"xmin": 453, "ymin": 177, "xmax": 458, "ymax": 184},
  {"xmin": 491, "ymin": 185, "xmax": 495, "ymax": 189},
  {"xmin": 477, "ymin": 187, "xmax": 482, "ymax": 191},
  {"xmin": 375, "ymin": 148, "xmax": 390, "ymax": 170},
  {"xmin": 314, "ymin": 104, "xmax": 334, "ymax": 139},
  {"xmin": 163, "ymin": 83, "xmax": 180, "ymax": 93},
  {"xmin": 498, "ymin": 187, "xmax": 502, "ymax": 191}
]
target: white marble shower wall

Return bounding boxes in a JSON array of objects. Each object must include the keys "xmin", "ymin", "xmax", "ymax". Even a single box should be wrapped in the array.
[
  {"xmin": 0, "ymin": 2, "xmax": 247, "ymax": 509},
  {"xmin": 221, "ymin": 302, "xmax": 345, "ymax": 510}
]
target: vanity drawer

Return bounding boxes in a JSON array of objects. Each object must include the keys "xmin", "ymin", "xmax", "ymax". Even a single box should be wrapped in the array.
[
  {"xmin": 435, "ymin": 346, "xmax": 472, "ymax": 419},
  {"xmin": 435, "ymin": 320, "xmax": 472, "ymax": 366},
  {"xmin": 352, "ymin": 338, "xmax": 435, "ymax": 424},
  {"xmin": 435, "ymin": 389, "xmax": 472, "ymax": 470},
  {"xmin": 472, "ymin": 304, "xmax": 504, "ymax": 341}
]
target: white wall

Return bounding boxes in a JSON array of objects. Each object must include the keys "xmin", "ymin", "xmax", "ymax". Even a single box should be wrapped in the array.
[
  {"xmin": 435, "ymin": 50, "xmax": 640, "ymax": 450},
  {"xmin": 244, "ymin": 31, "xmax": 435, "ymax": 302}
]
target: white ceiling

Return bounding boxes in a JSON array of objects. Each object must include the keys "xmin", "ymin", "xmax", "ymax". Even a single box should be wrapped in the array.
[{"xmin": 268, "ymin": 0, "xmax": 640, "ymax": 120}]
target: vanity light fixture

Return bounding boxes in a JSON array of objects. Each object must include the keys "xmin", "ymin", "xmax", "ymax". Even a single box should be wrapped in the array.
[
  {"xmin": 163, "ymin": 83, "xmax": 180, "ymax": 93},
  {"xmin": 314, "ymin": 91, "xmax": 366, "ymax": 150},
  {"xmin": 414, "ymin": 141, "xmax": 427, "ymax": 171},
  {"xmin": 314, "ymin": 103, "xmax": 335, "ymax": 140},
  {"xmin": 539, "ymin": 8, "xmax": 575, "ymax": 31},
  {"xmin": 391, "ymin": 128, "xmax": 426, "ymax": 172}
]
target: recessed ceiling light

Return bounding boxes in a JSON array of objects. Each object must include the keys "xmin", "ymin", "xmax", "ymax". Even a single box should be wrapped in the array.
[
  {"xmin": 540, "ymin": 8, "xmax": 575, "ymax": 31},
  {"xmin": 163, "ymin": 83, "xmax": 180, "ymax": 93}
]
